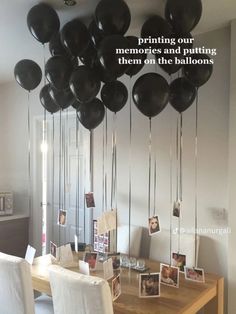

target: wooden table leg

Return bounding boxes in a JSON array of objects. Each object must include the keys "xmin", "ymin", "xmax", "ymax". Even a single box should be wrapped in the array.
[{"xmin": 204, "ymin": 277, "xmax": 224, "ymax": 314}]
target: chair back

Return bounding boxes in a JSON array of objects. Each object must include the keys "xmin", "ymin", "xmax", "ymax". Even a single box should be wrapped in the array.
[
  {"xmin": 117, "ymin": 224, "xmax": 142, "ymax": 257},
  {"xmin": 49, "ymin": 265, "xmax": 113, "ymax": 314},
  {"xmin": 0, "ymin": 252, "xmax": 35, "ymax": 314}
]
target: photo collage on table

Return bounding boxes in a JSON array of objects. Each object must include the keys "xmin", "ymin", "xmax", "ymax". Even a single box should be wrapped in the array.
[{"xmin": 93, "ymin": 220, "xmax": 110, "ymax": 253}]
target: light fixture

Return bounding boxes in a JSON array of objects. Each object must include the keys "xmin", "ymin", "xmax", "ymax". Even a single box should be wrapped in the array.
[{"xmin": 64, "ymin": 0, "xmax": 77, "ymax": 6}]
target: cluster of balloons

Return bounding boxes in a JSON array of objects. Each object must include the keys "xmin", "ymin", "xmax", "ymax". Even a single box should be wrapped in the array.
[{"xmin": 14, "ymin": 0, "xmax": 213, "ymax": 130}]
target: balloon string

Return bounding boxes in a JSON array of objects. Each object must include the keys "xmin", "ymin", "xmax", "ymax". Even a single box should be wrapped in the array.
[
  {"xmin": 75, "ymin": 113, "xmax": 79, "ymax": 237},
  {"xmin": 83, "ymin": 153, "xmax": 86, "ymax": 243},
  {"xmin": 153, "ymin": 157, "xmax": 157, "ymax": 217},
  {"xmin": 169, "ymin": 107, "xmax": 173, "ymax": 266},
  {"xmin": 63, "ymin": 113, "xmax": 66, "ymax": 210},
  {"xmin": 176, "ymin": 115, "xmax": 179, "ymax": 202},
  {"xmin": 102, "ymin": 118, "xmax": 105, "ymax": 212},
  {"xmin": 148, "ymin": 118, "xmax": 152, "ymax": 219},
  {"xmin": 52, "ymin": 115, "xmax": 55, "ymax": 244},
  {"xmin": 27, "ymin": 92, "xmax": 32, "ymax": 221},
  {"xmin": 128, "ymin": 77, "xmax": 132, "ymax": 258},
  {"xmin": 90, "ymin": 130, "xmax": 94, "ymax": 246},
  {"xmin": 180, "ymin": 113, "xmax": 183, "ymax": 202},
  {"xmin": 58, "ymin": 109, "xmax": 62, "ymax": 251},
  {"xmin": 110, "ymin": 114, "xmax": 115, "ymax": 209},
  {"xmin": 105, "ymin": 108, "xmax": 108, "ymax": 211},
  {"xmin": 194, "ymin": 89, "xmax": 199, "ymax": 268},
  {"xmin": 43, "ymin": 44, "xmax": 46, "ymax": 86}
]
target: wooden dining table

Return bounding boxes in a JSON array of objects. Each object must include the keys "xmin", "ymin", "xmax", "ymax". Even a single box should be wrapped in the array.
[{"xmin": 31, "ymin": 253, "xmax": 224, "ymax": 314}]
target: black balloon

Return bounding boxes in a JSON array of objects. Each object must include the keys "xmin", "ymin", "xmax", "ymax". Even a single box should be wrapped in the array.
[
  {"xmin": 49, "ymin": 87, "xmax": 76, "ymax": 110},
  {"xmin": 132, "ymin": 73, "xmax": 169, "ymax": 118},
  {"xmin": 49, "ymin": 32, "xmax": 70, "ymax": 57},
  {"xmin": 165, "ymin": 0, "xmax": 202, "ymax": 34},
  {"xmin": 70, "ymin": 66, "xmax": 101, "ymax": 103},
  {"xmin": 14, "ymin": 59, "xmax": 42, "ymax": 91},
  {"xmin": 98, "ymin": 35, "xmax": 130, "ymax": 78},
  {"xmin": 61, "ymin": 19, "xmax": 90, "ymax": 57},
  {"xmin": 156, "ymin": 54, "xmax": 183, "ymax": 75},
  {"xmin": 27, "ymin": 3, "xmax": 60, "ymax": 44},
  {"xmin": 95, "ymin": 0, "xmax": 131, "ymax": 35},
  {"xmin": 40, "ymin": 84, "xmax": 60, "ymax": 114},
  {"xmin": 169, "ymin": 78, "xmax": 196, "ymax": 113},
  {"xmin": 184, "ymin": 54, "xmax": 213, "ymax": 87},
  {"xmin": 71, "ymin": 99, "xmax": 82, "ymax": 110},
  {"xmin": 101, "ymin": 80, "xmax": 128, "ymax": 113},
  {"xmin": 88, "ymin": 20, "xmax": 105, "ymax": 48},
  {"xmin": 79, "ymin": 42, "xmax": 98, "ymax": 68},
  {"xmin": 94, "ymin": 63, "xmax": 117, "ymax": 83},
  {"xmin": 125, "ymin": 36, "xmax": 146, "ymax": 77},
  {"xmin": 141, "ymin": 16, "xmax": 172, "ymax": 47},
  {"xmin": 45, "ymin": 56, "xmax": 73, "ymax": 90},
  {"xmin": 77, "ymin": 98, "xmax": 105, "ymax": 130}
]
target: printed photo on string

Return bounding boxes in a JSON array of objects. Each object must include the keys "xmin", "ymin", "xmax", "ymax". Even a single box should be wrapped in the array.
[
  {"xmin": 107, "ymin": 252, "xmax": 121, "ymax": 270},
  {"xmin": 50, "ymin": 241, "xmax": 57, "ymax": 259},
  {"xmin": 184, "ymin": 267, "xmax": 205, "ymax": 283},
  {"xmin": 58, "ymin": 209, "xmax": 67, "ymax": 227},
  {"xmin": 139, "ymin": 273, "xmax": 160, "ymax": 298},
  {"xmin": 84, "ymin": 252, "xmax": 98, "ymax": 271},
  {"xmin": 173, "ymin": 200, "xmax": 181, "ymax": 218},
  {"xmin": 172, "ymin": 253, "xmax": 186, "ymax": 272},
  {"xmin": 148, "ymin": 215, "xmax": 161, "ymax": 235},
  {"xmin": 160, "ymin": 263, "xmax": 179, "ymax": 288},
  {"xmin": 112, "ymin": 274, "xmax": 121, "ymax": 301},
  {"xmin": 85, "ymin": 192, "xmax": 95, "ymax": 208}
]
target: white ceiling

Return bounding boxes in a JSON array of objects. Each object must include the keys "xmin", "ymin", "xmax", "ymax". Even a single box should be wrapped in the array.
[{"xmin": 0, "ymin": 0, "xmax": 236, "ymax": 84}]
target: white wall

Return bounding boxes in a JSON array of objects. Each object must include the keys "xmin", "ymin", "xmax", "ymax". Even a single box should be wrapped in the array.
[{"xmin": 228, "ymin": 20, "xmax": 236, "ymax": 314}]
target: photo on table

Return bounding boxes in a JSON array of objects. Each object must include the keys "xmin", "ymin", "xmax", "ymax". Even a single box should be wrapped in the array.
[
  {"xmin": 93, "ymin": 220, "xmax": 110, "ymax": 253},
  {"xmin": 112, "ymin": 274, "xmax": 121, "ymax": 301},
  {"xmin": 139, "ymin": 273, "xmax": 160, "ymax": 298},
  {"xmin": 84, "ymin": 252, "xmax": 98, "ymax": 271},
  {"xmin": 172, "ymin": 252, "xmax": 186, "ymax": 272},
  {"xmin": 148, "ymin": 215, "xmax": 161, "ymax": 236},
  {"xmin": 173, "ymin": 200, "xmax": 181, "ymax": 218},
  {"xmin": 160, "ymin": 263, "xmax": 179, "ymax": 288},
  {"xmin": 107, "ymin": 252, "xmax": 121, "ymax": 270},
  {"xmin": 58, "ymin": 209, "xmax": 67, "ymax": 227},
  {"xmin": 85, "ymin": 192, "xmax": 95, "ymax": 208},
  {"xmin": 50, "ymin": 241, "xmax": 57, "ymax": 258},
  {"xmin": 184, "ymin": 267, "xmax": 205, "ymax": 283}
]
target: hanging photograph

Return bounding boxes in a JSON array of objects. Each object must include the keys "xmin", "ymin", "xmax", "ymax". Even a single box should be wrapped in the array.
[
  {"xmin": 148, "ymin": 215, "xmax": 161, "ymax": 236},
  {"xmin": 173, "ymin": 200, "xmax": 181, "ymax": 218},
  {"xmin": 184, "ymin": 267, "xmax": 205, "ymax": 283},
  {"xmin": 107, "ymin": 252, "xmax": 121, "ymax": 270},
  {"xmin": 139, "ymin": 273, "xmax": 160, "ymax": 298},
  {"xmin": 58, "ymin": 209, "xmax": 67, "ymax": 227},
  {"xmin": 160, "ymin": 263, "xmax": 179, "ymax": 288},
  {"xmin": 93, "ymin": 220, "xmax": 110, "ymax": 253},
  {"xmin": 84, "ymin": 252, "xmax": 98, "ymax": 271},
  {"xmin": 85, "ymin": 192, "xmax": 95, "ymax": 208},
  {"xmin": 112, "ymin": 274, "xmax": 121, "ymax": 301},
  {"xmin": 172, "ymin": 253, "xmax": 186, "ymax": 272},
  {"xmin": 50, "ymin": 241, "xmax": 57, "ymax": 258}
]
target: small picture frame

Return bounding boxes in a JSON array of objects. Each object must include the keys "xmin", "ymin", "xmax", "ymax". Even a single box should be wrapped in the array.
[
  {"xmin": 173, "ymin": 200, "xmax": 181, "ymax": 218},
  {"xmin": 172, "ymin": 253, "xmax": 186, "ymax": 272},
  {"xmin": 50, "ymin": 241, "xmax": 57, "ymax": 258},
  {"xmin": 139, "ymin": 273, "xmax": 160, "ymax": 298},
  {"xmin": 184, "ymin": 267, "xmax": 205, "ymax": 283},
  {"xmin": 148, "ymin": 215, "xmax": 161, "ymax": 236},
  {"xmin": 84, "ymin": 252, "xmax": 98, "ymax": 271},
  {"xmin": 160, "ymin": 263, "xmax": 179, "ymax": 288},
  {"xmin": 58, "ymin": 209, "xmax": 67, "ymax": 227},
  {"xmin": 112, "ymin": 274, "xmax": 121, "ymax": 301},
  {"xmin": 85, "ymin": 192, "xmax": 95, "ymax": 208},
  {"xmin": 107, "ymin": 253, "xmax": 121, "ymax": 270}
]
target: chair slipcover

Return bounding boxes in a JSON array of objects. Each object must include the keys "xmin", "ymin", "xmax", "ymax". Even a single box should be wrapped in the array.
[
  {"xmin": 149, "ymin": 229, "xmax": 200, "ymax": 267},
  {"xmin": 0, "ymin": 252, "xmax": 54, "ymax": 314},
  {"xmin": 49, "ymin": 265, "xmax": 113, "ymax": 314},
  {"xmin": 117, "ymin": 224, "xmax": 142, "ymax": 257}
]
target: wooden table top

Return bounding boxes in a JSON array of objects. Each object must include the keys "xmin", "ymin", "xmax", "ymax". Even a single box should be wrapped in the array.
[{"xmin": 31, "ymin": 254, "xmax": 223, "ymax": 314}]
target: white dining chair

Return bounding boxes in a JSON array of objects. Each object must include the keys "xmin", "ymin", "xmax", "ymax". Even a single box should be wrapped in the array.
[
  {"xmin": 0, "ymin": 252, "xmax": 54, "ymax": 314},
  {"xmin": 48, "ymin": 264, "xmax": 114, "ymax": 314}
]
